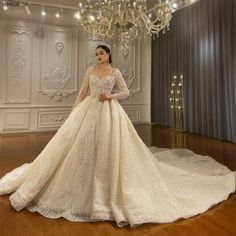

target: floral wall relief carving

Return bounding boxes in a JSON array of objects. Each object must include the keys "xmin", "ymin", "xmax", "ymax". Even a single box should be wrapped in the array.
[
  {"xmin": 6, "ymin": 97, "xmax": 30, "ymax": 103},
  {"xmin": 55, "ymin": 40, "xmax": 64, "ymax": 56},
  {"xmin": 10, "ymin": 30, "xmax": 28, "ymax": 84},
  {"xmin": 50, "ymin": 114, "xmax": 66, "ymax": 122},
  {"xmin": 122, "ymin": 41, "xmax": 130, "ymax": 59},
  {"xmin": 39, "ymin": 65, "xmax": 76, "ymax": 102}
]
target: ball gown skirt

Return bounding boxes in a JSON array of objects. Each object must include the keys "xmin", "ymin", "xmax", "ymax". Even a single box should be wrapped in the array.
[{"xmin": 0, "ymin": 67, "xmax": 235, "ymax": 228}]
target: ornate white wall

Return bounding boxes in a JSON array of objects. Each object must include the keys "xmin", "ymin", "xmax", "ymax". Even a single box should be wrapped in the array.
[{"xmin": 0, "ymin": 17, "xmax": 151, "ymax": 133}]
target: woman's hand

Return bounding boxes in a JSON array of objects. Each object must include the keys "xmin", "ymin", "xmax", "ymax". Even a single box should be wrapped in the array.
[{"xmin": 99, "ymin": 93, "xmax": 112, "ymax": 102}]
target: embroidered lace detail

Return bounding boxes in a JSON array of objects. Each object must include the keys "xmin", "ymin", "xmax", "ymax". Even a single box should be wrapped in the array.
[
  {"xmin": 71, "ymin": 66, "xmax": 129, "ymax": 112},
  {"xmin": 71, "ymin": 66, "xmax": 93, "ymax": 111},
  {"xmin": 26, "ymin": 201, "xmax": 132, "ymax": 227}
]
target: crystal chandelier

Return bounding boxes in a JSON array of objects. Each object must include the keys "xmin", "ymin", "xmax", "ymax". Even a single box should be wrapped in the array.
[{"xmin": 74, "ymin": 0, "xmax": 197, "ymax": 44}]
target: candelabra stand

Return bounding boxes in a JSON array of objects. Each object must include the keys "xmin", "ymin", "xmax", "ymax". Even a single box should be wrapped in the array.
[{"xmin": 169, "ymin": 75, "xmax": 184, "ymax": 131}]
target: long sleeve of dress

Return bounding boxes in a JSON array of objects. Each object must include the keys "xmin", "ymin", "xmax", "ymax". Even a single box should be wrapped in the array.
[
  {"xmin": 71, "ymin": 67, "xmax": 91, "ymax": 111},
  {"xmin": 110, "ymin": 69, "xmax": 130, "ymax": 100}
]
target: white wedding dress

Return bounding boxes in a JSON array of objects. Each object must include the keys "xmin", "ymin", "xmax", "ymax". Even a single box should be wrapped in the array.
[{"xmin": 0, "ymin": 66, "xmax": 235, "ymax": 228}]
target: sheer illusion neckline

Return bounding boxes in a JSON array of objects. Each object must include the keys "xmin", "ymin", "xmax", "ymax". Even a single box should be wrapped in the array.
[{"xmin": 91, "ymin": 66, "xmax": 115, "ymax": 80}]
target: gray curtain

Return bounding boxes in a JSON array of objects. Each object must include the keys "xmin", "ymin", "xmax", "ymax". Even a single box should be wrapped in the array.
[{"xmin": 151, "ymin": 0, "xmax": 236, "ymax": 143}]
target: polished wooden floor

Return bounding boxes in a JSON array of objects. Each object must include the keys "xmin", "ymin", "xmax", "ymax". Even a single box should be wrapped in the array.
[{"xmin": 0, "ymin": 124, "xmax": 235, "ymax": 236}]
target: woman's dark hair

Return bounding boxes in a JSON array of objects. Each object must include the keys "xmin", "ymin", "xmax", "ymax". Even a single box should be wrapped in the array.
[{"xmin": 96, "ymin": 44, "xmax": 112, "ymax": 64}]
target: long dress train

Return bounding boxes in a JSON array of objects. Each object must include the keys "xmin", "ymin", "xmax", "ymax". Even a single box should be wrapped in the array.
[{"xmin": 0, "ymin": 66, "xmax": 235, "ymax": 228}]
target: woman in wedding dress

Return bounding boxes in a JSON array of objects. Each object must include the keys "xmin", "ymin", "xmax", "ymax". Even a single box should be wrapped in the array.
[{"xmin": 0, "ymin": 45, "xmax": 235, "ymax": 228}]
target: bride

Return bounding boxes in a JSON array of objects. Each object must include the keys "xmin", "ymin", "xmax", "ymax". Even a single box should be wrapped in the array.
[{"xmin": 0, "ymin": 45, "xmax": 235, "ymax": 228}]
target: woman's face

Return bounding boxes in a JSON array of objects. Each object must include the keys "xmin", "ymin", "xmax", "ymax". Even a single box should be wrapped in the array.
[{"xmin": 95, "ymin": 48, "xmax": 109, "ymax": 64}]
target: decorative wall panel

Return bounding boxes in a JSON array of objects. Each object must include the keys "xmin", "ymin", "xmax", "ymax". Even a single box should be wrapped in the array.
[
  {"xmin": 4, "ymin": 25, "xmax": 32, "ymax": 104},
  {"xmin": 38, "ymin": 26, "xmax": 77, "ymax": 102},
  {"xmin": 124, "ymin": 105, "xmax": 141, "ymax": 122},
  {"xmin": 37, "ymin": 110, "xmax": 70, "ymax": 129},
  {"xmin": 113, "ymin": 41, "xmax": 141, "ymax": 97},
  {"xmin": 3, "ymin": 111, "xmax": 30, "ymax": 130}
]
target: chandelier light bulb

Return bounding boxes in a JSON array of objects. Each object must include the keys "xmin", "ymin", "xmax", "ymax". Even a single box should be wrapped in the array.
[
  {"xmin": 74, "ymin": 12, "xmax": 81, "ymax": 20},
  {"xmin": 41, "ymin": 10, "xmax": 46, "ymax": 16},
  {"xmin": 55, "ymin": 12, "xmax": 60, "ymax": 18},
  {"xmin": 172, "ymin": 3, "xmax": 178, "ymax": 9},
  {"xmin": 89, "ymin": 15, "xmax": 95, "ymax": 21},
  {"xmin": 3, "ymin": 5, "xmax": 8, "ymax": 11}
]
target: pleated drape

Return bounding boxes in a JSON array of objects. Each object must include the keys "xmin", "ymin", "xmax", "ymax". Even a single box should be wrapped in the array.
[{"xmin": 151, "ymin": 0, "xmax": 236, "ymax": 143}]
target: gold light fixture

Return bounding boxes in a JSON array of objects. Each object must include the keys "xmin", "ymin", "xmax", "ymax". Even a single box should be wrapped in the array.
[
  {"xmin": 169, "ymin": 74, "xmax": 184, "ymax": 131},
  {"xmin": 55, "ymin": 12, "xmax": 60, "ymax": 18},
  {"xmin": 75, "ymin": 0, "xmax": 198, "ymax": 44},
  {"xmin": 41, "ymin": 6, "xmax": 46, "ymax": 17}
]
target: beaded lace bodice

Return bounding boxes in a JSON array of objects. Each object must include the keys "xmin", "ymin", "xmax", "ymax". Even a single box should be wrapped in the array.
[{"xmin": 72, "ymin": 66, "xmax": 129, "ymax": 110}]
